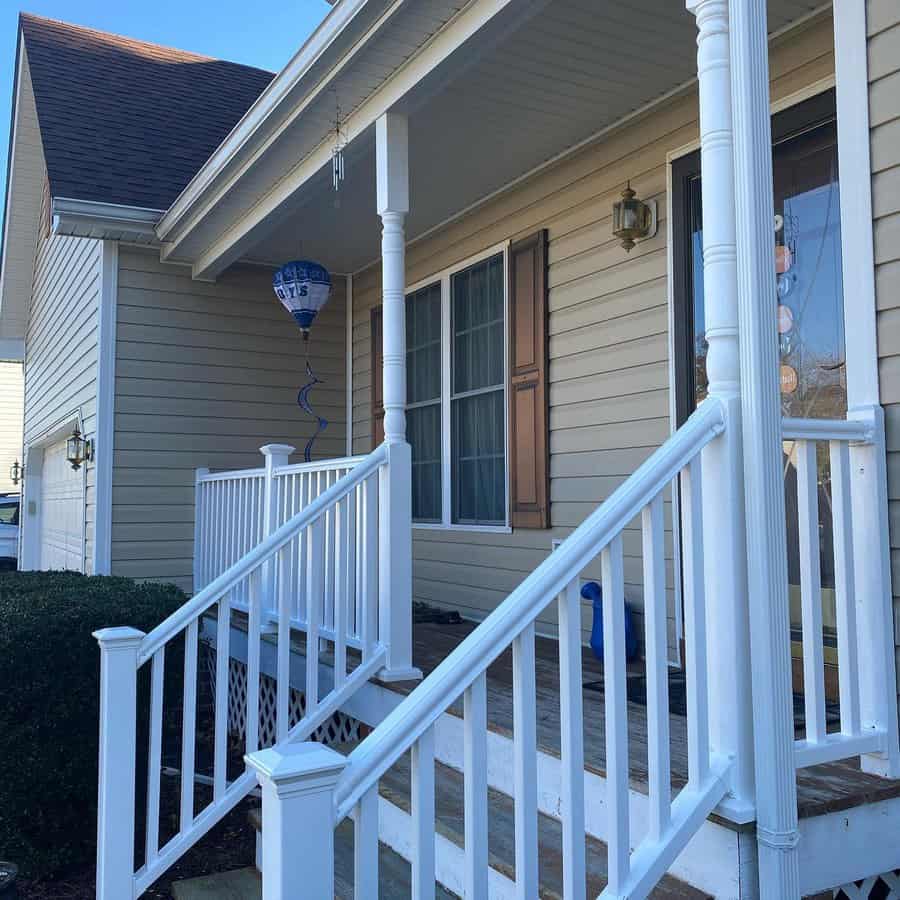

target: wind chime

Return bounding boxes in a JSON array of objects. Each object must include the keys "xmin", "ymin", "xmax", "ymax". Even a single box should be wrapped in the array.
[{"xmin": 272, "ymin": 260, "xmax": 332, "ymax": 461}]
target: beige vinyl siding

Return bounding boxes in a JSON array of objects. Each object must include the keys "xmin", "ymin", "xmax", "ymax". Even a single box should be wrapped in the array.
[
  {"xmin": 0, "ymin": 362, "xmax": 24, "ymax": 493},
  {"xmin": 869, "ymin": 0, "xmax": 900, "ymax": 703},
  {"xmin": 352, "ymin": 15, "xmax": 835, "ymax": 641},
  {"xmin": 23, "ymin": 191, "xmax": 101, "ymax": 572},
  {"xmin": 111, "ymin": 247, "xmax": 347, "ymax": 592}
]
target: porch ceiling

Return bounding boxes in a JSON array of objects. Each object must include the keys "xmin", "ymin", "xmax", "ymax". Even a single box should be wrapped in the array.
[{"xmin": 170, "ymin": 0, "xmax": 826, "ymax": 278}]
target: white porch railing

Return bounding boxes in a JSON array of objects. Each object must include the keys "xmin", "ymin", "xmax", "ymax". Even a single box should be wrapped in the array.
[
  {"xmin": 783, "ymin": 411, "xmax": 900, "ymax": 771},
  {"xmin": 250, "ymin": 399, "xmax": 735, "ymax": 900},
  {"xmin": 94, "ymin": 445, "xmax": 388, "ymax": 900}
]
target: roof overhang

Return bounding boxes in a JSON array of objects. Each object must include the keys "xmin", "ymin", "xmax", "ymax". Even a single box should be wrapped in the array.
[
  {"xmin": 157, "ymin": 0, "xmax": 832, "ymax": 281},
  {"xmin": 52, "ymin": 197, "xmax": 163, "ymax": 244}
]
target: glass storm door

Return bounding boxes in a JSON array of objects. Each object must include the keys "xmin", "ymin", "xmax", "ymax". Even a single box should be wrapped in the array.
[{"xmin": 672, "ymin": 91, "xmax": 846, "ymax": 698}]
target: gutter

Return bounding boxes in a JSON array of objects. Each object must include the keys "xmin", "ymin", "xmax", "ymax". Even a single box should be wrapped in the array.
[{"xmin": 51, "ymin": 197, "xmax": 163, "ymax": 242}]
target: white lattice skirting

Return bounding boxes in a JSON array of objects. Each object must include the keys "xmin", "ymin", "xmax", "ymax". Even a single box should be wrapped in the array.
[
  {"xmin": 833, "ymin": 871, "xmax": 900, "ymax": 899},
  {"xmin": 221, "ymin": 657, "xmax": 361, "ymax": 749}
]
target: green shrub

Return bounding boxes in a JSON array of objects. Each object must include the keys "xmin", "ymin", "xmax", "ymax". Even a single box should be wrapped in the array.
[{"xmin": 0, "ymin": 571, "xmax": 186, "ymax": 879}]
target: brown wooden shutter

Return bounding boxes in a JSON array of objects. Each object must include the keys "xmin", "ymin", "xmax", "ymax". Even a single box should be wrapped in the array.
[
  {"xmin": 371, "ymin": 306, "xmax": 384, "ymax": 447},
  {"xmin": 508, "ymin": 230, "xmax": 550, "ymax": 529}
]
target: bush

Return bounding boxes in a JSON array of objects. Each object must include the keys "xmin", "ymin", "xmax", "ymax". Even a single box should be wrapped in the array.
[{"xmin": 0, "ymin": 571, "xmax": 186, "ymax": 879}]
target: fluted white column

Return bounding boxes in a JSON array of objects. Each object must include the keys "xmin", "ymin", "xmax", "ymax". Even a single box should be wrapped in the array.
[
  {"xmin": 729, "ymin": 0, "xmax": 801, "ymax": 894},
  {"xmin": 686, "ymin": 0, "xmax": 755, "ymax": 821},
  {"xmin": 375, "ymin": 112, "xmax": 419, "ymax": 682}
]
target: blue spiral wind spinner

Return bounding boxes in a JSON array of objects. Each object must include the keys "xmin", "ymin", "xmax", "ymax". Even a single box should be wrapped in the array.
[{"xmin": 272, "ymin": 260, "xmax": 332, "ymax": 462}]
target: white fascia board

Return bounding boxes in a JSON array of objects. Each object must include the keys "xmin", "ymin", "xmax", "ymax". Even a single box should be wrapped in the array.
[
  {"xmin": 156, "ymin": 0, "xmax": 378, "ymax": 244},
  {"xmin": 51, "ymin": 197, "xmax": 163, "ymax": 242},
  {"xmin": 191, "ymin": 0, "xmax": 522, "ymax": 282}
]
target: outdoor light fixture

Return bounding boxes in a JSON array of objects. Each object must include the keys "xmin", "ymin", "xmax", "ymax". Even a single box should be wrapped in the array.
[
  {"xmin": 65, "ymin": 424, "xmax": 93, "ymax": 471},
  {"xmin": 9, "ymin": 460, "xmax": 22, "ymax": 486},
  {"xmin": 612, "ymin": 182, "xmax": 658, "ymax": 251}
]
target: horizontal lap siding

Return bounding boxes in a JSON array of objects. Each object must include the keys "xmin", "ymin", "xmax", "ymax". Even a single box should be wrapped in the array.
[
  {"xmin": 0, "ymin": 362, "xmax": 24, "ymax": 493},
  {"xmin": 112, "ymin": 247, "xmax": 347, "ymax": 592},
  {"xmin": 869, "ymin": 0, "xmax": 900, "ymax": 701},
  {"xmin": 352, "ymin": 16, "xmax": 834, "ymax": 644},
  {"xmin": 24, "ymin": 205, "xmax": 101, "ymax": 572}
]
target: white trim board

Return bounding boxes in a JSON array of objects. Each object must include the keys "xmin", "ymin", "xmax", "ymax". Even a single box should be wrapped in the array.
[{"xmin": 93, "ymin": 240, "xmax": 118, "ymax": 575}]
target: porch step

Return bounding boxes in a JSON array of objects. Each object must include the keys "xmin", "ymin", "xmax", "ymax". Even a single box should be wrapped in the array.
[
  {"xmin": 171, "ymin": 868, "xmax": 261, "ymax": 900},
  {"xmin": 250, "ymin": 741, "xmax": 706, "ymax": 899}
]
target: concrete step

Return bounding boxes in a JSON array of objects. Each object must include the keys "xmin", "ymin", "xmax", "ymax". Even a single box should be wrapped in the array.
[{"xmin": 171, "ymin": 867, "xmax": 261, "ymax": 900}]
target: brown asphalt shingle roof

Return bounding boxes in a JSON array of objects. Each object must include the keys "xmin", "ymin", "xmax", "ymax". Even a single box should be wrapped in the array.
[{"xmin": 19, "ymin": 13, "xmax": 276, "ymax": 211}]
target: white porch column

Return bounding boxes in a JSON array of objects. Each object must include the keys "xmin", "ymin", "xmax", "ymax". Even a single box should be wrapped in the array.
[
  {"xmin": 246, "ymin": 743, "xmax": 347, "ymax": 900},
  {"xmin": 261, "ymin": 444, "xmax": 294, "ymax": 617},
  {"xmin": 729, "ymin": 0, "xmax": 800, "ymax": 893},
  {"xmin": 686, "ymin": 0, "xmax": 755, "ymax": 820},
  {"xmin": 375, "ymin": 111, "xmax": 419, "ymax": 681},
  {"xmin": 832, "ymin": 1, "xmax": 900, "ymax": 778}
]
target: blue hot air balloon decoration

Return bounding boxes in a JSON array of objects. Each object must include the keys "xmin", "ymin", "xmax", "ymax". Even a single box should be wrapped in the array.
[{"xmin": 273, "ymin": 260, "xmax": 332, "ymax": 461}]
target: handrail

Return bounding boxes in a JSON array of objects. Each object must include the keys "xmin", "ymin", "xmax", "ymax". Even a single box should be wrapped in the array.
[
  {"xmin": 140, "ymin": 442, "xmax": 388, "ymax": 664},
  {"xmin": 198, "ymin": 467, "xmax": 266, "ymax": 483},
  {"xmin": 782, "ymin": 414, "xmax": 873, "ymax": 443},
  {"xmin": 275, "ymin": 454, "xmax": 368, "ymax": 475},
  {"xmin": 334, "ymin": 398, "xmax": 726, "ymax": 818}
]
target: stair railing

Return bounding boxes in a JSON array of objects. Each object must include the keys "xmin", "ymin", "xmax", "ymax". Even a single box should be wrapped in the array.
[
  {"xmin": 95, "ymin": 443, "xmax": 388, "ymax": 900},
  {"xmin": 249, "ymin": 399, "xmax": 735, "ymax": 900}
]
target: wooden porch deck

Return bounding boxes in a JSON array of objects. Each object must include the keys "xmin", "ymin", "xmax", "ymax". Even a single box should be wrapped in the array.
[{"xmin": 383, "ymin": 617, "xmax": 900, "ymax": 824}]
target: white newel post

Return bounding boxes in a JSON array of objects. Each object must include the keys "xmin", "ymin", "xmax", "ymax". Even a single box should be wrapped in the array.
[
  {"xmin": 729, "ymin": 0, "xmax": 800, "ymax": 893},
  {"xmin": 686, "ymin": 0, "xmax": 755, "ymax": 821},
  {"xmin": 832, "ymin": 1, "xmax": 900, "ymax": 778},
  {"xmin": 193, "ymin": 466, "xmax": 209, "ymax": 591},
  {"xmin": 246, "ymin": 743, "xmax": 347, "ymax": 900},
  {"xmin": 375, "ymin": 111, "xmax": 419, "ymax": 682},
  {"xmin": 94, "ymin": 626, "xmax": 145, "ymax": 900},
  {"xmin": 261, "ymin": 444, "xmax": 294, "ymax": 615}
]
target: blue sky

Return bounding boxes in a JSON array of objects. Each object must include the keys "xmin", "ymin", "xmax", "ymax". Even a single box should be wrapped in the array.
[{"xmin": 1, "ymin": 0, "xmax": 331, "ymax": 193}]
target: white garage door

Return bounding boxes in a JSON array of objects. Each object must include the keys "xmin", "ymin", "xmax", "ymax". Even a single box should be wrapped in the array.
[{"xmin": 39, "ymin": 439, "xmax": 84, "ymax": 571}]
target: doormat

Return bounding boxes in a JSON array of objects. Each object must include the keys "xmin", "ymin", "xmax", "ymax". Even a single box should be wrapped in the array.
[
  {"xmin": 413, "ymin": 600, "xmax": 463, "ymax": 625},
  {"xmin": 583, "ymin": 669, "xmax": 840, "ymax": 728}
]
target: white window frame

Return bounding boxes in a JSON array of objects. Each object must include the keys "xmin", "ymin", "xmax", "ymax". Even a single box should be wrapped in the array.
[{"xmin": 408, "ymin": 240, "xmax": 512, "ymax": 534}]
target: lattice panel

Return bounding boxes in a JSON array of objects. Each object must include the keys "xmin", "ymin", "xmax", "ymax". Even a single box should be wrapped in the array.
[
  {"xmin": 834, "ymin": 871, "xmax": 900, "ymax": 899},
  {"xmin": 221, "ymin": 656, "xmax": 360, "ymax": 749}
]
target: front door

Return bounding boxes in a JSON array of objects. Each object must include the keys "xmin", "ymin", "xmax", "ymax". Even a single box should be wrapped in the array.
[{"xmin": 672, "ymin": 90, "xmax": 846, "ymax": 699}]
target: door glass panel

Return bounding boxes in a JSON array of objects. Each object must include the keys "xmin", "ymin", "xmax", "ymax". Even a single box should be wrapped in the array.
[{"xmin": 684, "ymin": 111, "xmax": 845, "ymax": 698}]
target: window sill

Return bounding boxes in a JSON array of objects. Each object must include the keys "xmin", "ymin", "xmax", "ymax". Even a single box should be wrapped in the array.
[{"xmin": 412, "ymin": 522, "xmax": 513, "ymax": 535}]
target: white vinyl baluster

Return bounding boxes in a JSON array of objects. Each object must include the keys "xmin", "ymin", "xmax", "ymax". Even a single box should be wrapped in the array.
[
  {"xmin": 411, "ymin": 726, "xmax": 436, "ymax": 900},
  {"xmin": 797, "ymin": 439, "xmax": 826, "ymax": 744},
  {"xmin": 246, "ymin": 568, "xmax": 262, "ymax": 754},
  {"xmin": 513, "ymin": 623, "xmax": 538, "ymax": 898},
  {"xmin": 145, "ymin": 647, "xmax": 165, "ymax": 865},
  {"xmin": 558, "ymin": 578, "xmax": 586, "ymax": 900},
  {"xmin": 299, "ymin": 474, "xmax": 310, "ymax": 623},
  {"xmin": 213, "ymin": 597, "xmax": 231, "ymax": 799},
  {"xmin": 334, "ymin": 495, "xmax": 348, "ymax": 688},
  {"xmin": 361, "ymin": 474, "xmax": 378, "ymax": 661},
  {"xmin": 277, "ymin": 546, "xmax": 291, "ymax": 742},
  {"xmin": 464, "ymin": 672, "xmax": 488, "ymax": 900},
  {"xmin": 180, "ymin": 619, "xmax": 198, "ymax": 831},
  {"xmin": 307, "ymin": 519, "xmax": 325, "ymax": 715},
  {"xmin": 324, "ymin": 471, "xmax": 335, "ymax": 635},
  {"xmin": 354, "ymin": 784, "xmax": 379, "ymax": 900},
  {"xmin": 681, "ymin": 457, "xmax": 709, "ymax": 784},
  {"xmin": 601, "ymin": 534, "xmax": 629, "ymax": 893},
  {"xmin": 347, "ymin": 485, "xmax": 358, "ymax": 641},
  {"xmin": 829, "ymin": 439, "xmax": 860, "ymax": 736},
  {"xmin": 642, "ymin": 494, "xmax": 671, "ymax": 841}
]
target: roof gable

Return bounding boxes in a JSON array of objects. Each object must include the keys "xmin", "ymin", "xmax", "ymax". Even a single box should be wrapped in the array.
[{"xmin": 19, "ymin": 13, "xmax": 276, "ymax": 211}]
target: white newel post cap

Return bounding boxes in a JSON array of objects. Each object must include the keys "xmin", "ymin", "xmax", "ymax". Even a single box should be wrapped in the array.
[
  {"xmin": 245, "ymin": 743, "xmax": 348, "ymax": 797},
  {"xmin": 93, "ymin": 626, "xmax": 146, "ymax": 648},
  {"xmin": 260, "ymin": 444, "xmax": 296, "ymax": 459}
]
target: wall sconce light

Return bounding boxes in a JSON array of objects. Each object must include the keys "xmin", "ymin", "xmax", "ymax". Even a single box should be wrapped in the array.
[
  {"xmin": 9, "ymin": 460, "xmax": 22, "ymax": 486},
  {"xmin": 66, "ymin": 424, "xmax": 94, "ymax": 471},
  {"xmin": 612, "ymin": 181, "xmax": 658, "ymax": 251}
]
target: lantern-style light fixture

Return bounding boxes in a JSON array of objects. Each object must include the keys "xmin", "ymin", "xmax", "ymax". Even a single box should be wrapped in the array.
[
  {"xmin": 612, "ymin": 181, "xmax": 658, "ymax": 252},
  {"xmin": 9, "ymin": 459, "xmax": 22, "ymax": 486},
  {"xmin": 66, "ymin": 424, "xmax": 93, "ymax": 471},
  {"xmin": 272, "ymin": 260, "xmax": 333, "ymax": 340}
]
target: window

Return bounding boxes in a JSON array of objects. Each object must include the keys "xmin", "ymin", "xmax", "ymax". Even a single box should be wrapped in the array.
[{"xmin": 404, "ymin": 249, "xmax": 508, "ymax": 528}]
